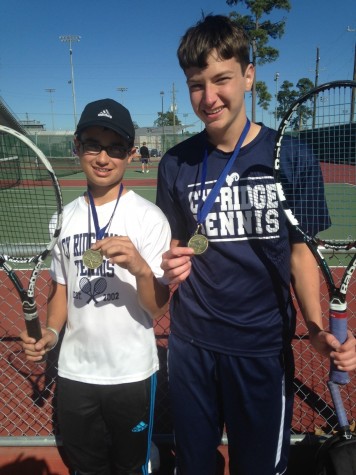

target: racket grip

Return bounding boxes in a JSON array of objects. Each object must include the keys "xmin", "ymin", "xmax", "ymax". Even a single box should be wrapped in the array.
[
  {"xmin": 23, "ymin": 301, "xmax": 43, "ymax": 341},
  {"xmin": 327, "ymin": 381, "xmax": 350, "ymax": 431},
  {"xmin": 25, "ymin": 317, "xmax": 43, "ymax": 342},
  {"xmin": 24, "ymin": 305, "xmax": 47, "ymax": 363},
  {"xmin": 329, "ymin": 303, "xmax": 350, "ymax": 385}
]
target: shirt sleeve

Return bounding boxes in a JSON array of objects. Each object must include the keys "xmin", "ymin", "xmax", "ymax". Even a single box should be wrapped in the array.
[
  {"xmin": 156, "ymin": 154, "xmax": 190, "ymax": 243},
  {"xmin": 280, "ymin": 138, "xmax": 331, "ymax": 241}
]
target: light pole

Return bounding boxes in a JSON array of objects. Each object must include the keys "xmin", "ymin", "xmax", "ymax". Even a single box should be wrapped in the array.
[
  {"xmin": 59, "ymin": 35, "xmax": 81, "ymax": 129},
  {"xmin": 183, "ymin": 113, "xmax": 188, "ymax": 129},
  {"xmin": 45, "ymin": 88, "xmax": 56, "ymax": 130},
  {"xmin": 171, "ymin": 83, "xmax": 177, "ymax": 140},
  {"xmin": 117, "ymin": 87, "xmax": 128, "ymax": 104},
  {"xmin": 160, "ymin": 91, "xmax": 165, "ymax": 152},
  {"xmin": 274, "ymin": 72, "xmax": 279, "ymax": 129}
]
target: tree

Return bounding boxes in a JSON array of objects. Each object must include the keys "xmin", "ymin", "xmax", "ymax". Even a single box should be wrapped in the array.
[
  {"xmin": 296, "ymin": 78, "xmax": 315, "ymax": 96},
  {"xmin": 226, "ymin": 0, "xmax": 291, "ymax": 121},
  {"xmin": 276, "ymin": 80, "xmax": 297, "ymax": 120},
  {"xmin": 255, "ymin": 81, "xmax": 272, "ymax": 120},
  {"xmin": 154, "ymin": 111, "xmax": 181, "ymax": 127},
  {"xmin": 276, "ymin": 78, "xmax": 314, "ymax": 129}
]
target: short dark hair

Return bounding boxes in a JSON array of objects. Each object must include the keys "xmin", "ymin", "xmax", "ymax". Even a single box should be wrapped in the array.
[{"xmin": 177, "ymin": 14, "xmax": 251, "ymax": 73}]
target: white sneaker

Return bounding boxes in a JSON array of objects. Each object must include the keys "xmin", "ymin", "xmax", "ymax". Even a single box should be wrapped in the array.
[{"xmin": 147, "ymin": 170, "xmax": 149, "ymax": 173}]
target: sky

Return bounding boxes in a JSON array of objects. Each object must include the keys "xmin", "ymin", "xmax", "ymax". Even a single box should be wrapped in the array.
[{"xmin": 1, "ymin": 0, "xmax": 355, "ymax": 134}]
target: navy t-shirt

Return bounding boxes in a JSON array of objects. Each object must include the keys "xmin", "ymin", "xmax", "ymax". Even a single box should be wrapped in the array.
[{"xmin": 156, "ymin": 125, "xmax": 299, "ymax": 357}]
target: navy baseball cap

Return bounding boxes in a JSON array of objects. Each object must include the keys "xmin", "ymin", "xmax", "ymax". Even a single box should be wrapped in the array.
[{"xmin": 76, "ymin": 99, "xmax": 135, "ymax": 145}]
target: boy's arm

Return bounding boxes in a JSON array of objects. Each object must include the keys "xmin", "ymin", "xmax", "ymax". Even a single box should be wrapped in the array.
[
  {"xmin": 20, "ymin": 280, "xmax": 68, "ymax": 362},
  {"xmin": 46, "ymin": 280, "xmax": 68, "ymax": 337},
  {"xmin": 290, "ymin": 242, "xmax": 324, "ymax": 336},
  {"xmin": 291, "ymin": 242, "xmax": 356, "ymax": 372},
  {"xmin": 135, "ymin": 263, "xmax": 170, "ymax": 319}
]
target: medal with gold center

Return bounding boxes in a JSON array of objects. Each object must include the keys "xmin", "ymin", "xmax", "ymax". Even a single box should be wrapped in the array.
[
  {"xmin": 82, "ymin": 249, "xmax": 103, "ymax": 269},
  {"xmin": 83, "ymin": 184, "xmax": 123, "ymax": 269},
  {"xmin": 188, "ymin": 226, "xmax": 208, "ymax": 255}
]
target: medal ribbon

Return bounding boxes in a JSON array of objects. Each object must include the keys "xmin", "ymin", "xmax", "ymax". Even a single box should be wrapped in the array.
[
  {"xmin": 197, "ymin": 119, "xmax": 250, "ymax": 226},
  {"xmin": 87, "ymin": 183, "xmax": 123, "ymax": 241}
]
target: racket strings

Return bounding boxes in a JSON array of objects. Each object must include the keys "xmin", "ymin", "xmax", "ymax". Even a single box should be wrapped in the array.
[
  {"xmin": 0, "ymin": 133, "xmax": 60, "ymax": 258},
  {"xmin": 279, "ymin": 84, "xmax": 356, "ymax": 245}
]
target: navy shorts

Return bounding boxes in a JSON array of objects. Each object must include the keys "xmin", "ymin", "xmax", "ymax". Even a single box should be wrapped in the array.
[{"xmin": 168, "ymin": 334, "xmax": 294, "ymax": 475}]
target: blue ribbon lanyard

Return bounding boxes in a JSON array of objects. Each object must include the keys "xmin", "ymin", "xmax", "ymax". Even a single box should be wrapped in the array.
[
  {"xmin": 196, "ymin": 119, "xmax": 251, "ymax": 228},
  {"xmin": 87, "ymin": 183, "xmax": 123, "ymax": 242}
]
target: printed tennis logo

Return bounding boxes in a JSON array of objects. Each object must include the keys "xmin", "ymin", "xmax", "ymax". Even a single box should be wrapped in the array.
[
  {"xmin": 79, "ymin": 277, "xmax": 107, "ymax": 304},
  {"xmin": 98, "ymin": 109, "xmax": 112, "ymax": 119},
  {"xmin": 188, "ymin": 176, "xmax": 280, "ymax": 240}
]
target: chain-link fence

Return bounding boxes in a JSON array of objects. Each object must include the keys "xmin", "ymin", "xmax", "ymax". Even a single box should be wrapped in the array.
[{"xmin": 0, "ymin": 252, "xmax": 355, "ymax": 447}]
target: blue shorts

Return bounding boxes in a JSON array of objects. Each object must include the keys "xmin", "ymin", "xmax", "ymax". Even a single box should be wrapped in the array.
[{"xmin": 168, "ymin": 334, "xmax": 294, "ymax": 475}]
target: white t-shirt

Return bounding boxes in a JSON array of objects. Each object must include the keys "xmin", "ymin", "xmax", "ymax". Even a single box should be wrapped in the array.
[{"xmin": 50, "ymin": 190, "xmax": 171, "ymax": 385}]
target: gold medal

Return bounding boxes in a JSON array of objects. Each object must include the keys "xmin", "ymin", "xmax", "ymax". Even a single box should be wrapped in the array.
[
  {"xmin": 188, "ymin": 232, "xmax": 208, "ymax": 255},
  {"xmin": 83, "ymin": 249, "xmax": 103, "ymax": 269}
]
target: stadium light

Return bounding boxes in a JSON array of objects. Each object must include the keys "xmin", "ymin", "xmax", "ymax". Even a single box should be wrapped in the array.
[
  {"xmin": 160, "ymin": 91, "xmax": 165, "ymax": 152},
  {"xmin": 59, "ymin": 35, "xmax": 81, "ymax": 129}
]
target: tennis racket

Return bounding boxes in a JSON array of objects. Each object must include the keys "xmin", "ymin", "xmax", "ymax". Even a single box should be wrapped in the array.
[
  {"xmin": 274, "ymin": 80, "xmax": 356, "ymax": 433},
  {"xmin": 0, "ymin": 125, "xmax": 63, "ymax": 344}
]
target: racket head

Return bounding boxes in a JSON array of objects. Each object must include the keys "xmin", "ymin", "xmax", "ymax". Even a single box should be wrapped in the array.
[
  {"xmin": 274, "ymin": 81, "xmax": 356, "ymax": 387},
  {"xmin": 0, "ymin": 125, "xmax": 63, "ymax": 262},
  {"xmin": 274, "ymin": 80, "xmax": 356, "ymax": 250}
]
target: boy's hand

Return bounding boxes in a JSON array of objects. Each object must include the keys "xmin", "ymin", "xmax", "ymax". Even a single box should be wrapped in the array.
[
  {"xmin": 161, "ymin": 246, "xmax": 194, "ymax": 284},
  {"xmin": 309, "ymin": 328, "xmax": 356, "ymax": 372},
  {"xmin": 91, "ymin": 236, "xmax": 149, "ymax": 277},
  {"xmin": 19, "ymin": 328, "xmax": 57, "ymax": 362}
]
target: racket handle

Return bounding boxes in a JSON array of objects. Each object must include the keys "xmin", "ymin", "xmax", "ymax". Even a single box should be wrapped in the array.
[
  {"xmin": 327, "ymin": 381, "xmax": 350, "ymax": 432},
  {"xmin": 23, "ymin": 301, "xmax": 43, "ymax": 341},
  {"xmin": 24, "ymin": 304, "xmax": 47, "ymax": 363},
  {"xmin": 329, "ymin": 303, "xmax": 350, "ymax": 385}
]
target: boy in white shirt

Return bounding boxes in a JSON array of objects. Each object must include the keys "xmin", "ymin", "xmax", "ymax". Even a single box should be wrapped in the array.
[{"xmin": 21, "ymin": 99, "xmax": 171, "ymax": 475}]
